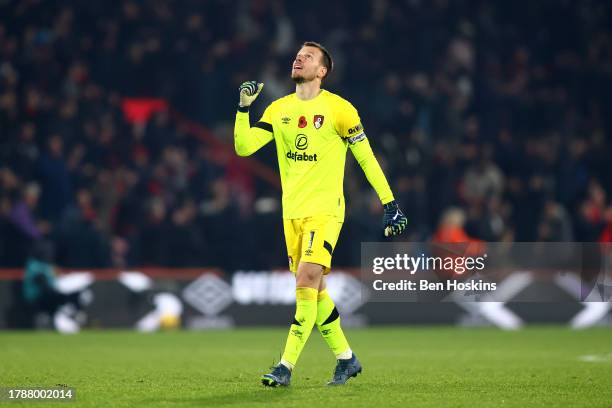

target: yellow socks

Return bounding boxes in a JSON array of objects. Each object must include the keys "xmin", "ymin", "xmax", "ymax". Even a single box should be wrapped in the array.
[
  {"xmin": 280, "ymin": 288, "xmax": 352, "ymax": 370},
  {"xmin": 316, "ymin": 289, "xmax": 351, "ymax": 358},
  {"xmin": 281, "ymin": 287, "xmax": 318, "ymax": 369}
]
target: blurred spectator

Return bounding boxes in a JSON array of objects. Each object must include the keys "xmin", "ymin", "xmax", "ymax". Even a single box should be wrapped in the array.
[
  {"xmin": 462, "ymin": 148, "xmax": 504, "ymax": 205},
  {"xmin": 537, "ymin": 200, "xmax": 574, "ymax": 242},
  {"xmin": 10, "ymin": 182, "xmax": 45, "ymax": 240},
  {"xmin": 165, "ymin": 198, "xmax": 206, "ymax": 267},
  {"xmin": 432, "ymin": 208, "xmax": 481, "ymax": 244},
  {"xmin": 54, "ymin": 188, "xmax": 110, "ymax": 268},
  {"xmin": 599, "ymin": 207, "xmax": 612, "ymax": 243},
  {"xmin": 38, "ymin": 135, "xmax": 73, "ymax": 221},
  {"xmin": 575, "ymin": 180, "xmax": 607, "ymax": 241},
  {"xmin": 138, "ymin": 197, "xmax": 170, "ymax": 266},
  {"xmin": 465, "ymin": 196, "xmax": 509, "ymax": 242}
]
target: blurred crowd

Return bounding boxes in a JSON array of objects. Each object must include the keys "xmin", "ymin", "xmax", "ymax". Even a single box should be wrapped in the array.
[{"xmin": 1, "ymin": 0, "xmax": 611, "ymax": 270}]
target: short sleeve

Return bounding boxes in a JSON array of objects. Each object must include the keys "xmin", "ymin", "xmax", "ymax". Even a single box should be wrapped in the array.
[{"xmin": 334, "ymin": 99, "xmax": 365, "ymax": 143}]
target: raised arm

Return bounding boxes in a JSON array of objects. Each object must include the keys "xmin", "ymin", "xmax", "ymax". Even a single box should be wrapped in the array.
[{"xmin": 233, "ymin": 81, "xmax": 273, "ymax": 156}]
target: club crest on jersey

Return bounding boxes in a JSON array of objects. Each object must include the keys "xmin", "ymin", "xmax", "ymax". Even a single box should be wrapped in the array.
[
  {"xmin": 298, "ymin": 116, "xmax": 307, "ymax": 128},
  {"xmin": 313, "ymin": 115, "xmax": 324, "ymax": 129}
]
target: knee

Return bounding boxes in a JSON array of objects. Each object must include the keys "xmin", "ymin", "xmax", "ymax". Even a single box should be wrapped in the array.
[{"xmin": 296, "ymin": 263, "xmax": 323, "ymax": 287}]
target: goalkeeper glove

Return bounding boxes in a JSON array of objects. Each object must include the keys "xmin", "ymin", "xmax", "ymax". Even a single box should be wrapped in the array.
[
  {"xmin": 382, "ymin": 200, "xmax": 408, "ymax": 237},
  {"xmin": 238, "ymin": 80, "xmax": 264, "ymax": 108}
]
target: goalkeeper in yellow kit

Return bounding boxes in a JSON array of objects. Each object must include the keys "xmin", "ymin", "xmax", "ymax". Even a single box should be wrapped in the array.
[{"xmin": 234, "ymin": 41, "xmax": 408, "ymax": 387}]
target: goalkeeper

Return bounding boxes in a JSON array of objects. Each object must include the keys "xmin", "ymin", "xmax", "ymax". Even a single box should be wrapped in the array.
[{"xmin": 234, "ymin": 41, "xmax": 408, "ymax": 387}]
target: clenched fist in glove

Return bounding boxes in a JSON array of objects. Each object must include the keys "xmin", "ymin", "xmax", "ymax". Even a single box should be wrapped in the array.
[
  {"xmin": 382, "ymin": 200, "xmax": 408, "ymax": 237},
  {"xmin": 238, "ymin": 81, "xmax": 264, "ymax": 108}
]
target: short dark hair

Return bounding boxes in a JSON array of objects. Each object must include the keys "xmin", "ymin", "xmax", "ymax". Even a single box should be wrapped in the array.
[{"xmin": 302, "ymin": 41, "xmax": 333, "ymax": 80}]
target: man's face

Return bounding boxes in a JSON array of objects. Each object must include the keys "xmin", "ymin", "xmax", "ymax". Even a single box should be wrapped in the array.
[{"xmin": 291, "ymin": 46, "xmax": 326, "ymax": 84}]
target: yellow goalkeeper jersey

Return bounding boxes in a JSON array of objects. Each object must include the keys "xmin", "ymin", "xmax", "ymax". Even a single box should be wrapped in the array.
[{"xmin": 234, "ymin": 89, "xmax": 393, "ymax": 219}]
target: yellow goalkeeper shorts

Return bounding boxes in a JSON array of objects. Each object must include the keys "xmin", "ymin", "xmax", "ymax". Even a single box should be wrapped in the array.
[{"xmin": 283, "ymin": 215, "xmax": 343, "ymax": 274}]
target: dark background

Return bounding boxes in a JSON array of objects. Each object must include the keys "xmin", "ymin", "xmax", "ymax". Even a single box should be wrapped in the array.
[{"xmin": 1, "ymin": 0, "xmax": 611, "ymax": 272}]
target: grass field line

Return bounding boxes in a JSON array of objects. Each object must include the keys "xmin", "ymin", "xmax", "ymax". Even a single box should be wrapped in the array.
[{"xmin": 578, "ymin": 354, "xmax": 612, "ymax": 363}]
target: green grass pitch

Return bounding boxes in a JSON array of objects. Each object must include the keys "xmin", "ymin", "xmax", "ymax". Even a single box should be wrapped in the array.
[{"xmin": 1, "ymin": 327, "xmax": 611, "ymax": 407}]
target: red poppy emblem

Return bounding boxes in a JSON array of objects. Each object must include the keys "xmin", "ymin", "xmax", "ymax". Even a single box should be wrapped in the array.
[
  {"xmin": 298, "ymin": 116, "xmax": 307, "ymax": 128},
  {"xmin": 313, "ymin": 115, "xmax": 324, "ymax": 129}
]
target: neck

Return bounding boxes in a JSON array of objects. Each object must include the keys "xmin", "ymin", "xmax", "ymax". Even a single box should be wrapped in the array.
[{"xmin": 295, "ymin": 80, "xmax": 322, "ymax": 100}]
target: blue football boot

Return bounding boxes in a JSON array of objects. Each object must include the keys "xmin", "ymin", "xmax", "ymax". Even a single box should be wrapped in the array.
[
  {"xmin": 261, "ymin": 363, "xmax": 291, "ymax": 387},
  {"xmin": 327, "ymin": 353, "xmax": 362, "ymax": 385}
]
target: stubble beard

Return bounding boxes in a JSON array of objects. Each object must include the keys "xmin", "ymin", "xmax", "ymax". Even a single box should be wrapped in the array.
[
  {"xmin": 291, "ymin": 74, "xmax": 307, "ymax": 84},
  {"xmin": 291, "ymin": 71, "xmax": 317, "ymax": 84}
]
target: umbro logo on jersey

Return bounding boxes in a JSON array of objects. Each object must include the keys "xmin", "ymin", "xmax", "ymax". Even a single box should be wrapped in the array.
[
  {"xmin": 313, "ymin": 115, "xmax": 324, "ymax": 129},
  {"xmin": 282, "ymin": 116, "xmax": 291, "ymax": 124}
]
